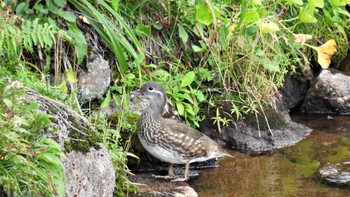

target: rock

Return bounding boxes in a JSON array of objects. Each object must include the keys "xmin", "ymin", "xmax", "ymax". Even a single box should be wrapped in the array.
[
  {"xmin": 199, "ymin": 94, "xmax": 311, "ymax": 154},
  {"xmin": 128, "ymin": 173, "xmax": 198, "ymax": 197},
  {"xmin": 25, "ymin": 87, "xmax": 115, "ymax": 197},
  {"xmin": 64, "ymin": 146, "xmax": 115, "ymax": 197},
  {"xmin": 301, "ymin": 69, "xmax": 350, "ymax": 114},
  {"xmin": 200, "ymin": 117, "xmax": 311, "ymax": 154},
  {"xmin": 338, "ymin": 50, "xmax": 350, "ymax": 74},
  {"xmin": 279, "ymin": 76, "xmax": 309, "ymax": 111},
  {"xmin": 78, "ymin": 50, "xmax": 110, "ymax": 104},
  {"xmin": 318, "ymin": 162, "xmax": 350, "ymax": 188}
]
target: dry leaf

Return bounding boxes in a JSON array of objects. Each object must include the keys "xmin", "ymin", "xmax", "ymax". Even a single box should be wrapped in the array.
[
  {"xmin": 315, "ymin": 39, "xmax": 337, "ymax": 69},
  {"xmin": 304, "ymin": 39, "xmax": 337, "ymax": 69},
  {"xmin": 293, "ymin": 34, "xmax": 312, "ymax": 44},
  {"xmin": 79, "ymin": 15, "xmax": 90, "ymax": 24}
]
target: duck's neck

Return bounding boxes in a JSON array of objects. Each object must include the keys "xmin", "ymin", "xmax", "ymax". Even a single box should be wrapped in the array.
[{"xmin": 146, "ymin": 96, "xmax": 165, "ymax": 114}]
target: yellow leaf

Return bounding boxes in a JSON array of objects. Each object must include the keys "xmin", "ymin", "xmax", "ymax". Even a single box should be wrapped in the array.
[
  {"xmin": 316, "ymin": 39, "xmax": 337, "ymax": 69},
  {"xmin": 303, "ymin": 39, "xmax": 337, "ymax": 69},
  {"xmin": 259, "ymin": 21, "xmax": 280, "ymax": 33},
  {"xmin": 293, "ymin": 34, "xmax": 312, "ymax": 44}
]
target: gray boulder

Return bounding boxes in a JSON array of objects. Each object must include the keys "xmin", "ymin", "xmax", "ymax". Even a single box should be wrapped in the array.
[
  {"xmin": 301, "ymin": 69, "xmax": 350, "ymax": 114},
  {"xmin": 78, "ymin": 50, "xmax": 110, "ymax": 104},
  {"xmin": 25, "ymin": 87, "xmax": 115, "ymax": 197},
  {"xmin": 318, "ymin": 161, "xmax": 350, "ymax": 188}
]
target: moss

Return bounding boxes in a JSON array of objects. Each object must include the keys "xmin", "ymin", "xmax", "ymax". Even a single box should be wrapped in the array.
[
  {"xmin": 244, "ymin": 106, "xmax": 288, "ymax": 130},
  {"xmin": 59, "ymin": 111, "xmax": 102, "ymax": 153},
  {"xmin": 64, "ymin": 126, "xmax": 101, "ymax": 153}
]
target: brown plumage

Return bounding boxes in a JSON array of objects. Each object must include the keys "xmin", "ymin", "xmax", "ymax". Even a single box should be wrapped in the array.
[{"xmin": 131, "ymin": 82, "xmax": 233, "ymax": 181}]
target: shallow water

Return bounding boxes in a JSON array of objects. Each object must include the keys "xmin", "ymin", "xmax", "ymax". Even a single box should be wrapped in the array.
[{"xmin": 190, "ymin": 115, "xmax": 350, "ymax": 197}]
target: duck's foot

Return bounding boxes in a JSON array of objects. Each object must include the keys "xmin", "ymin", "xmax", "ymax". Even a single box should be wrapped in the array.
[
  {"xmin": 171, "ymin": 162, "xmax": 190, "ymax": 182},
  {"xmin": 170, "ymin": 177, "xmax": 188, "ymax": 182},
  {"xmin": 152, "ymin": 163, "xmax": 199, "ymax": 182},
  {"xmin": 151, "ymin": 174, "xmax": 176, "ymax": 180},
  {"xmin": 152, "ymin": 164, "xmax": 177, "ymax": 180}
]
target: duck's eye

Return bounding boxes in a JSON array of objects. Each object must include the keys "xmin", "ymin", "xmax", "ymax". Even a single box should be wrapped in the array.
[{"xmin": 148, "ymin": 87, "xmax": 154, "ymax": 91}]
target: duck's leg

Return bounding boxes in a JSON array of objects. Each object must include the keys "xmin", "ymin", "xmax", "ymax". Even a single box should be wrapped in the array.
[
  {"xmin": 171, "ymin": 162, "xmax": 190, "ymax": 182},
  {"xmin": 152, "ymin": 164, "xmax": 175, "ymax": 179},
  {"xmin": 168, "ymin": 164, "xmax": 175, "ymax": 177}
]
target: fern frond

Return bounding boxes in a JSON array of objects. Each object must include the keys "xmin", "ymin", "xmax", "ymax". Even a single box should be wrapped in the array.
[
  {"xmin": 1, "ymin": 17, "xmax": 58, "ymax": 61},
  {"xmin": 22, "ymin": 19, "xmax": 57, "ymax": 51}
]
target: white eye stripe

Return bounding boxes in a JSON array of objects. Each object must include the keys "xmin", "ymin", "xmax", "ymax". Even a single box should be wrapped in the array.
[{"xmin": 153, "ymin": 89, "xmax": 165, "ymax": 101}]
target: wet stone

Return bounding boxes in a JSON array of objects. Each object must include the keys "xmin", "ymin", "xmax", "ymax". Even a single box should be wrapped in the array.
[
  {"xmin": 129, "ymin": 173, "xmax": 198, "ymax": 197},
  {"xmin": 318, "ymin": 161, "xmax": 350, "ymax": 188}
]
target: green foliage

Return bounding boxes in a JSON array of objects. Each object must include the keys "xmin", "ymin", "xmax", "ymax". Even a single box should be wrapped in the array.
[
  {"xmin": 116, "ymin": 0, "xmax": 349, "ymax": 126},
  {"xmin": 0, "ymin": 15, "xmax": 58, "ymax": 61},
  {"xmin": 1, "ymin": 0, "xmax": 88, "ymax": 69},
  {"xmin": 90, "ymin": 114, "xmax": 137, "ymax": 196},
  {"xmin": 67, "ymin": 23, "xmax": 88, "ymax": 65},
  {"xmin": 148, "ymin": 67, "xmax": 210, "ymax": 127},
  {"xmin": 2, "ymin": 0, "xmax": 350, "ymax": 195},
  {"xmin": 0, "ymin": 78, "xmax": 65, "ymax": 196},
  {"xmin": 11, "ymin": 0, "xmax": 76, "ymax": 22},
  {"xmin": 68, "ymin": 0, "xmax": 145, "ymax": 75}
]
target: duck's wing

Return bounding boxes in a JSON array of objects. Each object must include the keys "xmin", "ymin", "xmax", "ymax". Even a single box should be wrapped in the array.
[{"xmin": 162, "ymin": 118, "xmax": 234, "ymax": 159}]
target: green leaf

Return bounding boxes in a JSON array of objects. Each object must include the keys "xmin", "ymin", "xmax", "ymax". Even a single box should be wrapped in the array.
[
  {"xmin": 192, "ymin": 89, "xmax": 206, "ymax": 102},
  {"xmin": 262, "ymin": 59, "xmax": 281, "ymax": 73},
  {"xmin": 243, "ymin": 11, "xmax": 260, "ymax": 25},
  {"xmin": 196, "ymin": 5, "xmax": 212, "ymax": 25},
  {"xmin": 329, "ymin": 0, "xmax": 349, "ymax": 6},
  {"xmin": 68, "ymin": 23, "xmax": 87, "ymax": 64},
  {"xmin": 184, "ymin": 103, "xmax": 196, "ymax": 116},
  {"xmin": 101, "ymin": 90, "xmax": 111, "ymax": 108},
  {"xmin": 3, "ymin": 98, "xmax": 13, "ymax": 108},
  {"xmin": 299, "ymin": 8, "xmax": 317, "ymax": 23},
  {"xmin": 176, "ymin": 100, "xmax": 185, "ymax": 115},
  {"xmin": 66, "ymin": 67, "xmax": 78, "ymax": 83},
  {"xmin": 152, "ymin": 69, "xmax": 171, "ymax": 78},
  {"xmin": 110, "ymin": 0, "xmax": 120, "ymax": 11},
  {"xmin": 135, "ymin": 23, "xmax": 151, "ymax": 38},
  {"xmin": 252, "ymin": 0, "xmax": 262, "ymax": 5},
  {"xmin": 68, "ymin": 0, "xmax": 143, "ymax": 75},
  {"xmin": 16, "ymin": 2, "xmax": 29, "ymax": 16},
  {"xmin": 27, "ymin": 102, "xmax": 40, "ymax": 111},
  {"xmin": 181, "ymin": 71, "xmax": 195, "ymax": 87},
  {"xmin": 112, "ymin": 93, "xmax": 121, "ymax": 106},
  {"xmin": 287, "ymin": 0, "xmax": 303, "ymax": 5},
  {"xmin": 53, "ymin": 0, "xmax": 67, "ymax": 7},
  {"xmin": 308, "ymin": 0, "xmax": 324, "ymax": 8},
  {"xmin": 57, "ymin": 10, "xmax": 76, "ymax": 23},
  {"xmin": 192, "ymin": 45, "xmax": 204, "ymax": 52},
  {"xmin": 58, "ymin": 80, "xmax": 67, "ymax": 94},
  {"xmin": 178, "ymin": 25, "xmax": 188, "ymax": 43},
  {"xmin": 178, "ymin": 93, "xmax": 194, "ymax": 104}
]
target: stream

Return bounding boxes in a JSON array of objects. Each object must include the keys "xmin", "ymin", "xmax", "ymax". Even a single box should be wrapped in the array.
[{"xmin": 190, "ymin": 115, "xmax": 350, "ymax": 197}]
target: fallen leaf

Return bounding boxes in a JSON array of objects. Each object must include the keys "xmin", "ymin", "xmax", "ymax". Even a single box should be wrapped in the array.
[
  {"xmin": 315, "ymin": 39, "xmax": 337, "ymax": 69},
  {"xmin": 293, "ymin": 33, "xmax": 312, "ymax": 44},
  {"xmin": 304, "ymin": 39, "xmax": 337, "ymax": 69}
]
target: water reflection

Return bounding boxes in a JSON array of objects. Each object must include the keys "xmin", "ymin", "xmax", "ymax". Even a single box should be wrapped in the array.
[{"xmin": 190, "ymin": 115, "xmax": 350, "ymax": 196}]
